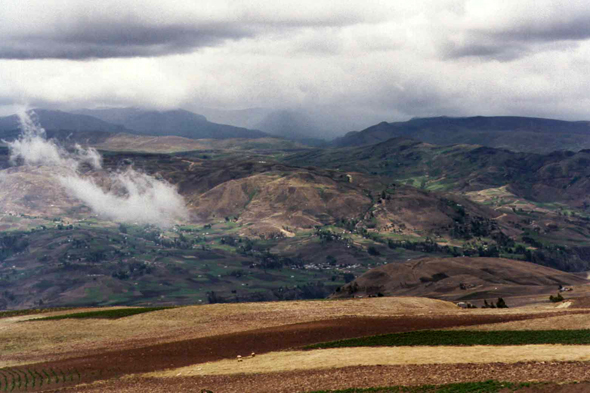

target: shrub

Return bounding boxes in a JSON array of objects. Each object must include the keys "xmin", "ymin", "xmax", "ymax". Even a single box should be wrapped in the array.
[
  {"xmin": 367, "ymin": 246, "xmax": 380, "ymax": 256},
  {"xmin": 550, "ymin": 293, "xmax": 564, "ymax": 302},
  {"xmin": 343, "ymin": 273, "xmax": 355, "ymax": 283}
]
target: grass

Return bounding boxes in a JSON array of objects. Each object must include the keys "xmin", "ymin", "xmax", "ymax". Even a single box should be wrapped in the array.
[
  {"xmin": 305, "ymin": 329, "xmax": 590, "ymax": 349},
  {"xmin": 309, "ymin": 380, "xmax": 538, "ymax": 393},
  {"xmin": 31, "ymin": 307, "xmax": 172, "ymax": 321}
]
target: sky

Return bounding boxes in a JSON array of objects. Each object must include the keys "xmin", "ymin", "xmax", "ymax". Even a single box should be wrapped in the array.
[{"xmin": 2, "ymin": 0, "xmax": 590, "ymax": 132}]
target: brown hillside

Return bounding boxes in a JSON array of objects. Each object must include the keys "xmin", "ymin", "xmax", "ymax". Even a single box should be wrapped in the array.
[
  {"xmin": 187, "ymin": 170, "xmax": 373, "ymax": 235},
  {"xmin": 92, "ymin": 134, "xmax": 308, "ymax": 153},
  {"xmin": 332, "ymin": 257, "xmax": 589, "ymax": 302},
  {"xmin": 0, "ymin": 166, "xmax": 90, "ymax": 218}
]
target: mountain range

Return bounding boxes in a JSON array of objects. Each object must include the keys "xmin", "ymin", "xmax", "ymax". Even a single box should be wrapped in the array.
[
  {"xmin": 4, "ymin": 109, "xmax": 590, "ymax": 153},
  {"xmin": 334, "ymin": 116, "xmax": 590, "ymax": 153},
  {"xmin": 0, "ymin": 108, "xmax": 268, "ymax": 141}
]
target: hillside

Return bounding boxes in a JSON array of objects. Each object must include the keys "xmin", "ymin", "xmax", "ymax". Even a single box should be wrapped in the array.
[
  {"xmin": 332, "ymin": 257, "xmax": 589, "ymax": 303},
  {"xmin": 0, "ymin": 109, "xmax": 129, "ymax": 138},
  {"xmin": 286, "ymin": 137, "xmax": 590, "ymax": 209},
  {"xmin": 75, "ymin": 107, "xmax": 269, "ymax": 140},
  {"xmin": 5, "ymin": 114, "xmax": 590, "ymax": 310},
  {"xmin": 334, "ymin": 116, "xmax": 590, "ymax": 153},
  {"xmin": 48, "ymin": 132, "xmax": 308, "ymax": 153},
  {"xmin": 5, "ymin": 137, "xmax": 590, "ymax": 310}
]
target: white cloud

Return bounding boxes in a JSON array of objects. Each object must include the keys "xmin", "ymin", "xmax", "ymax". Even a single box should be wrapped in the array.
[
  {"xmin": 2, "ymin": 1, "xmax": 590, "ymax": 127},
  {"xmin": 6, "ymin": 109, "xmax": 187, "ymax": 226}
]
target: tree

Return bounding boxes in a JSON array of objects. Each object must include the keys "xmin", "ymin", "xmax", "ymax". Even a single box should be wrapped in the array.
[
  {"xmin": 496, "ymin": 298, "xmax": 508, "ymax": 308},
  {"xmin": 343, "ymin": 273, "xmax": 355, "ymax": 283},
  {"xmin": 367, "ymin": 246, "xmax": 380, "ymax": 256},
  {"xmin": 326, "ymin": 255, "xmax": 337, "ymax": 266}
]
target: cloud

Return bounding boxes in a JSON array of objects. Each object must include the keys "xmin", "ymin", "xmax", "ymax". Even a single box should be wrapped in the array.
[
  {"xmin": 3, "ymin": 1, "xmax": 590, "ymax": 128},
  {"xmin": 439, "ymin": 2, "xmax": 590, "ymax": 61},
  {"xmin": 7, "ymin": 108, "xmax": 100, "ymax": 169},
  {"xmin": 7, "ymin": 109, "xmax": 187, "ymax": 226},
  {"xmin": 0, "ymin": 0, "xmax": 378, "ymax": 59},
  {"xmin": 0, "ymin": 23, "xmax": 253, "ymax": 60},
  {"xmin": 58, "ymin": 170, "xmax": 187, "ymax": 226}
]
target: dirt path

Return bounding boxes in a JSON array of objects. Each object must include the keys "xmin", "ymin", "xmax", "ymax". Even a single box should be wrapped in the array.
[{"xmin": 7, "ymin": 310, "xmax": 590, "ymax": 392}]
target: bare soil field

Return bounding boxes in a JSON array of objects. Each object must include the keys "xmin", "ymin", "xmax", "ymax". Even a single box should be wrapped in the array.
[
  {"xmin": 3, "ymin": 297, "xmax": 590, "ymax": 392},
  {"xmin": 78, "ymin": 362, "xmax": 590, "ymax": 393},
  {"xmin": 1, "ymin": 297, "xmax": 458, "ymax": 366}
]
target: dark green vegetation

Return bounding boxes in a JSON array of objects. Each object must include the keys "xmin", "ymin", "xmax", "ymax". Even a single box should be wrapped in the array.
[
  {"xmin": 0, "ymin": 221, "xmax": 383, "ymax": 309},
  {"xmin": 305, "ymin": 329, "xmax": 590, "ymax": 349},
  {"xmin": 549, "ymin": 293, "xmax": 564, "ymax": 303},
  {"xmin": 310, "ymin": 380, "xmax": 538, "ymax": 393},
  {"xmin": 32, "ymin": 307, "xmax": 170, "ymax": 321},
  {"xmin": 334, "ymin": 116, "xmax": 590, "ymax": 153}
]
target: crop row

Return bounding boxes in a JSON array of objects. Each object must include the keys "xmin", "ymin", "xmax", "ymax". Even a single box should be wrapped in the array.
[
  {"xmin": 0, "ymin": 368, "xmax": 80, "ymax": 392},
  {"xmin": 305, "ymin": 329, "xmax": 590, "ymax": 349},
  {"xmin": 310, "ymin": 380, "xmax": 538, "ymax": 392}
]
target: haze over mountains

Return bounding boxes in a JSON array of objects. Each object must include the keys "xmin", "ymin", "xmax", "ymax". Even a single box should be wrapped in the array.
[
  {"xmin": 4, "ymin": 108, "xmax": 590, "ymax": 153},
  {"xmin": 74, "ymin": 108, "xmax": 268, "ymax": 140},
  {"xmin": 0, "ymin": 108, "xmax": 268, "ymax": 141}
]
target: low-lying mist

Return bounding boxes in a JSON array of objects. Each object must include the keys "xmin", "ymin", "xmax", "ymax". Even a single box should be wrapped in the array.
[{"xmin": 5, "ymin": 108, "xmax": 187, "ymax": 226}]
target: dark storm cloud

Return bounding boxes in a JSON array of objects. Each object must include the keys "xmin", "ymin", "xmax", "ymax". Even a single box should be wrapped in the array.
[
  {"xmin": 5, "ymin": 1, "xmax": 590, "ymax": 125},
  {"xmin": 442, "ymin": 40, "xmax": 531, "ymax": 62},
  {"xmin": 0, "ymin": 0, "xmax": 374, "ymax": 60},
  {"xmin": 442, "ymin": 13, "xmax": 590, "ymax": 61},
  {"xmin": 0, "ymin": 22, "xmax": 254, "ymax": 60},
  {"xmin": 498, "ymin": 15, "xmax": 590, "ymax": 43}
]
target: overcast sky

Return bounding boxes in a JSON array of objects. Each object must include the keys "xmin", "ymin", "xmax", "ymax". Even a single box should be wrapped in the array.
[{"xmin": 2, "ymin": 0, "xmax": 590, "ymax": 131}]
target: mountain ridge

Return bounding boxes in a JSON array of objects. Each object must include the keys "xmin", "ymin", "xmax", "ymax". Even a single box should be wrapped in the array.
[
  {"xmin": 0, "ymin": 108, "xmax": 269, "ymax": 141},
  {"xmin": 334, "ymin": 115, "xmax": 590, "ymax": 153}
]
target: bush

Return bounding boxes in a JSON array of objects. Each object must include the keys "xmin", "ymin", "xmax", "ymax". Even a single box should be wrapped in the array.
[
  {"xmin": 550, "ymin": 293, "xmax": 564, "ymax": 302},
  {"xmin": 343, "ymin": 273, "xmax": 355, "ymax": 283},
  {"xmin": 367, "ymin": 246, "xmax": 380, "ymax": 256}
]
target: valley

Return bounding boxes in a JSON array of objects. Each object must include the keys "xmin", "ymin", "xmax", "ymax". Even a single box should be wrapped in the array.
[
  {"xmin": 2, "ymin": 109, "xmax": 590, "ymax": 392},
  {"xmin": 3, "ymin": 113, "xmax": 590, "ymax": 310}
]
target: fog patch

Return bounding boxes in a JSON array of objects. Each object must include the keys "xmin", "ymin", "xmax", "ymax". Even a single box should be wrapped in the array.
[
  {"xmin": 6, "ymin": 108, "xmax": 187, "ymax": 227},
  {"xmin": 7, "ymin": 108, "xmax": 102, "ymax": 170},
  {"xmin": 58, "ymin": 170, "xmax": 187, "ymax": 226}
]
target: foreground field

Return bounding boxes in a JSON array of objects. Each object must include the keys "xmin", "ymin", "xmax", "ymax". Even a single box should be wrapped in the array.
[{"xmin": 1, "ymin": 297, "xmax": 590, "ymax": 392}]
